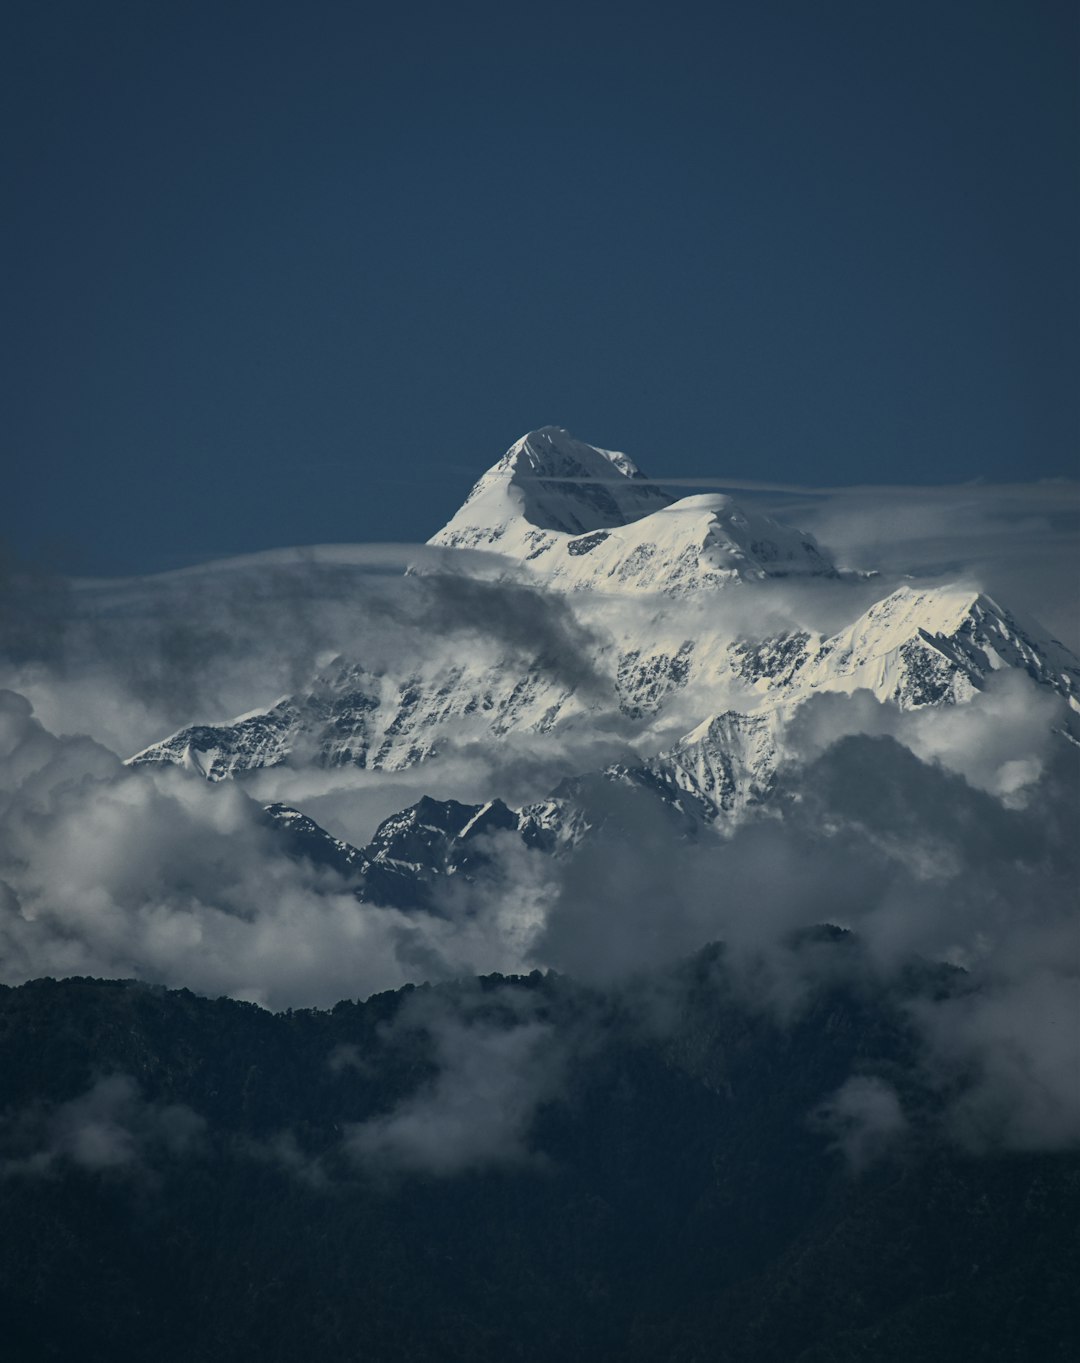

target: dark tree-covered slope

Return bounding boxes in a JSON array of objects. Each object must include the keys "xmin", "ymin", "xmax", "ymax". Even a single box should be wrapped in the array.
[{"xmin": 0, "ymin": 952, "xmax": 1076, "ymax": 1362}]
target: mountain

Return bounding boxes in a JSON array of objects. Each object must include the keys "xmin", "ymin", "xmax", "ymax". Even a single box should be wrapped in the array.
[
  {"xmin": 128, "ymin": 429, "xmax": 1079, "ymax": 843},
  {"xmin": 6, "ymin": 430, "xmax": 1078, "ymax": 1362}
]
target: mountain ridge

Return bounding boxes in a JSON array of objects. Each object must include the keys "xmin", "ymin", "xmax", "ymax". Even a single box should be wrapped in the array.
[{"xmin": 127, "ymin": 429, "xmax": 1079, "ymax": 862}]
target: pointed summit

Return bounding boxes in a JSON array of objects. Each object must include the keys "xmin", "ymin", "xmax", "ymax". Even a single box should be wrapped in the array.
[{"xmin": 430, "ymin": 427, "xmax": 672, "ymax": 550}]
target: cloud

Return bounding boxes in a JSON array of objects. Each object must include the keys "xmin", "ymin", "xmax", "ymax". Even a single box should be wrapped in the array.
[
  {"xmin": 343, "ymin": 986, "xmax": 563, "ymax": 1177},
  {"xmin": 812, "ymin": 1075, "xmax": 908, "ymax": 1171},
  {"xmin": 914, "ymin": 971, "xmax": 1080, "ymax": 1153},
  {"xmin": 240, "ymin": 1127, "xmax": 331, "ymax": 1189},
  {"xmin": 383, "ymin": 569, "xmax": 613, "ymax": 698},
  {"xmin": 517, "ymin": 712, "xmax": 1079, "ymax": 1152},
  {"xmin": 527, "ymin": 473, "xmax": 1080, "ymax": 503},
  {"xmin": 0, "ymin": 551, "xmax": 379, "ymax": 756},
  {"xmin": 0, "ymin": 1074, "xmax": 204, "ymax": 1177},
  {"xmin": 0, "ymin": 690, "xmax": 562, "ymax": 1009},
  {"xmin": 770, "ymin": 482, "xmax": 1080, "ymax": 652},
  {"xmin": 280, "ymin": 728, "xmax": 641, "ymax": 848},
  {"xmin": 783, "ymin": 671, "xmax": 1066, "ymax": 804},
  {"xmin": 0, "ymin": 542, "xmax": 575, "ymax": 759}
]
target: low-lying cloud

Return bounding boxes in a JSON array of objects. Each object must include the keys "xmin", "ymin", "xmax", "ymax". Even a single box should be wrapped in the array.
[
  {"xmin": 344, "ymin": 988, "xmax": 563, "ymax": 1177},
  {"xmin": 0, "ymin": 543, "xmax": 612, "ymax": 760},
  {"xmin": 812, "ymin": 1075, "xmax": 908, "ymax": 1171},
  {"xmin": 0, "ymin": 689, "xmax": 556, "ymax": 1009},
  {"xmin": 0, "ymin": 1074, "xmax": 204, "ymax": 1177}
]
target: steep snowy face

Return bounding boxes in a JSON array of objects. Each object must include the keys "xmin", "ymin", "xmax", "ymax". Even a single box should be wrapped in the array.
[
  {"xmin": 517, "ymin": 493, "xmax": 837, "ymax": 593},
  {"xmin": 431, "ymin": 426, "xmax": 672, "ymax": 551},
  {"xmin": 128, "ymin": 650, "xmax": 594, "ymax": 781},
  {"xmin": 648, "ymin": 710, "xmax": 784, "ymax": 818},
  {"xmin": 782, "ymin": 586, "xmax": 1080, "ymax": 711},
  {"xmin": 431, "ymin": 428, "xmax": 836, "ymax": 593}
]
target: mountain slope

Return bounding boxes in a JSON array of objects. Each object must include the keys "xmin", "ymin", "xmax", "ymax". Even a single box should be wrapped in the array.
[{"xmin": 1, "ymin": 967, "xmax": 1076, "ymax": 1363}]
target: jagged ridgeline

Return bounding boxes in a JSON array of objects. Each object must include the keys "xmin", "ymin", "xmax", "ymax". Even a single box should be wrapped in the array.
[{"xmin": 127, "ymin": 426, "xmax": 1078, "ymax": 862}]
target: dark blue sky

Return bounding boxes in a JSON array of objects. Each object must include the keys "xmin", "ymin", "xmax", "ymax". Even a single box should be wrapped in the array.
[{"xmin": 6, "ymin": 0, "xmax": 1078, "ymax": 574}]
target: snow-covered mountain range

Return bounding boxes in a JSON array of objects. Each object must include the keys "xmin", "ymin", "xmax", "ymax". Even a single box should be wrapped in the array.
[{"xmin": 130, "ymin": 427, "xmax": 1080, "ymax": 894}]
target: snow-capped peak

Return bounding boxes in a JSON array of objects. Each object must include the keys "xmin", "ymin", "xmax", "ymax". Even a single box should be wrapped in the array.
[
  {"xmin": 431, "ymin": 427, "xmax": 672, "ymax": 551},
  {"xmin": 496, "ymin": 426, "xmax": 653, "ymax": 488},
  {"xmin": 760, "ymin": 584, "xmax": 1080, "ymax": 712}
]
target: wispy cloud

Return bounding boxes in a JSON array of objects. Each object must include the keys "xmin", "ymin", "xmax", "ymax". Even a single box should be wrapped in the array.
[{"xmin": 0, "ymin": 1074, "xmax": 204, "ymax": 1177}]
